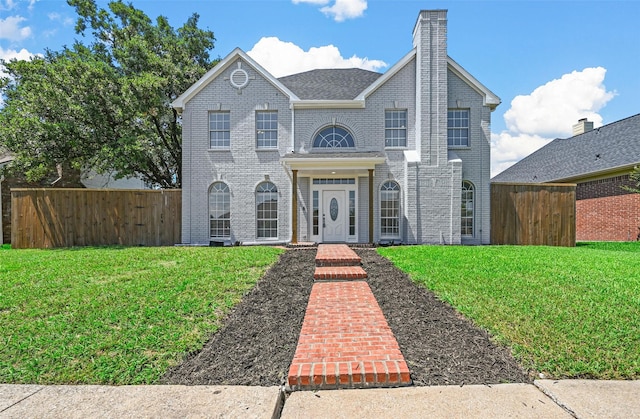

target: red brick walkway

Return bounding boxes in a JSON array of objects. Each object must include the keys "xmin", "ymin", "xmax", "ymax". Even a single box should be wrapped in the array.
[{"xmin": 287, "ymin": 244, "xmax": 412, "ymax": 390}]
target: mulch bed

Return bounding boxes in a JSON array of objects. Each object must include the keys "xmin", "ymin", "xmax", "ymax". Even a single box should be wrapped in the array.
[{"xmin": 161, "ymin": 247, "xmax": 530, "ymax": 386}]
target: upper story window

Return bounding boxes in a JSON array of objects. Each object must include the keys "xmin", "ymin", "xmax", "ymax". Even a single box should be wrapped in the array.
[
  {"xmin": 385, "ymin": 110, "xmax": 407, "ymax": 147},
  {"xmin": 448, "ymin": 109, "xmax": 469, "ymax": 147},
  {"xmin": 209, "ymin": 111, "xmax": 230, "ymax": 148},
  {"xmin": 256, "ymin": 111, "xmax": 278, "ymax": 149},
  {"xmin": 313, "ymin": 126, "xmax": 355, "ymax": 148}
]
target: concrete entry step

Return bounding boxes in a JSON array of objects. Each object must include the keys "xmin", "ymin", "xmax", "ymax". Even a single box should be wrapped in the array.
[
  {"xmin": 315, "ymin": 244, "xmax": 361, "ymax": 267},
  {"xmin": 287, "ymin": 281, "xmax": 411, "ymax": 390},
  {"xmin": 314, "ymin": 266, "xmax": 367, "ymax": 281}
]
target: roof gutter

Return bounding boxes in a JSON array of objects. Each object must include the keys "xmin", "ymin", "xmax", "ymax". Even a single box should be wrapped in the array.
[
  {"xmin": 551, "ymin": 163, "xmax": 639, "ymax": 183},
  {"xmin": 290, "ymin": 100, "xmax": 365, "ymax": 110}
]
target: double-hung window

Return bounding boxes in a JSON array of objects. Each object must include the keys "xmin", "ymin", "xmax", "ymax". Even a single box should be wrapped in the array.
[
  {"xmin": 385, "ymin": 110, "xmax": 407, "ymax": 147},
  {"xmin": 256, "ymin": 111, "xmax": 278, "ymax": 149},
  {"xmin": 447, "ymin": 109, "xmax": 469, "ymax": 147},
  {"xmin": 209, "ymin": 111, "xmax": 230, "ymax": 148}
]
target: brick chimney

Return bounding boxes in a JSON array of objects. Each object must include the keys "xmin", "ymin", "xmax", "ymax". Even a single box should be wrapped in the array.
[
  {"xmin": 413, "ymin": 9, "xmax": 448, "ymax": 164},
  {"xmin": 572, "ymin": 118, "xmax": 594, "ymax": 136}
]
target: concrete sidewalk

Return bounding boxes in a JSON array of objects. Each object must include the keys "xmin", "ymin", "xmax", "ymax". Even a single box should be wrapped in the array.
[{"xmin": 2, "ymin": 380, "xmax": 639, "ymax": 418}]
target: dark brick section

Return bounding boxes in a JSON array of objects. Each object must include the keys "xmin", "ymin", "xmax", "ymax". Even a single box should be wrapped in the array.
[{"xmin": 576, "ymin": 175, "xmax": 636, "ymax": 200}]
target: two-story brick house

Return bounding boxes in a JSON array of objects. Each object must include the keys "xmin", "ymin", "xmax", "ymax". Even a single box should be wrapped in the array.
[{"xmin": 172, "ymin": 9, "xmax": 499, "ymax": 245}]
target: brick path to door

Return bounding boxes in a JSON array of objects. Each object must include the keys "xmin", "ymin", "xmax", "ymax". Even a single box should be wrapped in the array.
[{"xmin": 287, "ymin": 244, "xmax": 412, "ymax": 390}]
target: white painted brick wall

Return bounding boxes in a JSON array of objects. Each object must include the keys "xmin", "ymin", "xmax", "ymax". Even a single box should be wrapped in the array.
[{"xmin": 180, "ymin": 10, "xmax": 494, "ymax": 245}]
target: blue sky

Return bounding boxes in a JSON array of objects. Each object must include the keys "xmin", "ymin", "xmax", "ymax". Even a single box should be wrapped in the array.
[{"xmin": 2, "ymin": 0, "xmax": 639, "ymax": 175}]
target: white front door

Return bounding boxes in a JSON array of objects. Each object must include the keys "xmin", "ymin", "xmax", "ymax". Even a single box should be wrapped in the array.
[{"xmin": 323, "ymin": 190, "xmax": 347, "ymax": 242}]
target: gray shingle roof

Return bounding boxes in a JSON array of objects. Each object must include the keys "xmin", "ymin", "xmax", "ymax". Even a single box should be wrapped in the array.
[
  {"xmin": 278, "ymin": 68, "xmax": 382, "ymax": 100},
  {"xmin": 492, "ymin": 113, "xmax": 640, "ymax": 183}
]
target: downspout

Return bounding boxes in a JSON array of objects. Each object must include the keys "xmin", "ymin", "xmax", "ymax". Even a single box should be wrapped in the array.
[
  {"xmin": 288, "ymin": 104, "xmax": 296, "ymax": 243},
  {"xmin": 281, "ymin": 164, "xmax": 293, "ymax": 243},
  {"xmin": 292, "ymin": 170, "xmax": 298, "ymax": 244},
  {"xmin": 290, "ymin": 105, "xmax": 295, "ymax": 153},
  {"xmin": 0, "ymin": 173, "xmax": 3, "ymax": 245},
  {"xmin": 450, "ymin": 165, "xmax": 454, "ymax": 244}
]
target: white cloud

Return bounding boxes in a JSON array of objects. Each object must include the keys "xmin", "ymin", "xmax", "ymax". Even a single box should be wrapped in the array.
[
  {"xmin": 1, "ymin": 0, "xmax": 37, "ymax": 11},
  {"xmin": 47, "ymin": 12, "xmax": 73, "ymax": 25},
  {"xmin": 0, "ymin": 0, "xmax": 17, "ymax": 11},
  {"xmin": 0, "ymin": 46, "xmax": 38, "ymax": 78},
  {"xmin": 490, "ymin": 132, "xmax": 553, "ymax": 177},
  {"xmin": 504, "ymin": 67, "xmax": 615, "ymax": 138},
  {"xmin": 292, "ymin": 0, "xmax": 330, "ymax": 4},
  {"xmin": 0, "ymin": 46, "xmax": 39, "ymax": 106},
  {"xmin": 0, "ymin": 46, "xmax": 34, "ymax": 62},
  {"xmin": 492, "ymin": 67, "xmax": 616, "ymax": 177},
  {"xmin": 247, "ymin": 36, "xmax": 386, "ymax": 78},
  {"xmin": 321, "ymin": 0, "xmax": 367, "ymax": 22},
  {"xmin": 293, "ymin": 0, "xmax": 367, "ymax": 21},
  {"xmin": 0, "ymin": 15, "xmax": 32, "ymax": 41}
]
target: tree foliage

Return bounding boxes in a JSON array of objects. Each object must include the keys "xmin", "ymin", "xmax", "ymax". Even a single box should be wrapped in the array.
[
  {"xmin": 623, "ymin": 166, "xmax": 640, "ymax": 194},
  {"xmin": 0, "ymin": 0, "xmax": 216, "ymax": 188}
]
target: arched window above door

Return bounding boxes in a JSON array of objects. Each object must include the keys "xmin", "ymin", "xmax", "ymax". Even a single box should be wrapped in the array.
[{"xmin": 312, "ymin": 126, "xmax": 355, "ymax": 148}]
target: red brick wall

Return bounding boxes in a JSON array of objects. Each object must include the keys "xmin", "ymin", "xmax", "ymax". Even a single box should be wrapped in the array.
[{"xmin": 576, "ymin": 175, "xmax": 640, "ymax": 241}]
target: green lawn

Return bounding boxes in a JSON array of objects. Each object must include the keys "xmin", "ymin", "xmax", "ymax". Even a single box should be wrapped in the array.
[
  {"xmin": 378, "ymin": 242, "xmax": 640, "ymax": 380},
  {"xmin": 0, "ymin": 246, "xmax": 283, "ymax": 384}
]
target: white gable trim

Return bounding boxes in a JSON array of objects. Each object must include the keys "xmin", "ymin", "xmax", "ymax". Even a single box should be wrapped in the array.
[
  {"xmin": 447, "ymin": 57, "xmax": 501, "ymax": 110},
  {"xmin": 356, "ymin": 49, "xmax": 417, "ymax": 101},
  {"xmin": 171, "ymin": 48, "xmax": 299, "ymax": 112},
  {"xmin": 355, "ymin": 50, "xmax": 501, "ymax": 110}
]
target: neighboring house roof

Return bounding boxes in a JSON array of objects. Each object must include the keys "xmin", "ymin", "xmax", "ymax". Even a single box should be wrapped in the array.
[
  {"xmin": 278, "ymin": 68, "xmax": 383, "ymax": 100},
  {"xmin": 0, "ymin": 152, "xmax": 13, "ymax": 167},
  {"xmin": 492, "ymin": 113, "xmax": 640, "ymax": 183}
]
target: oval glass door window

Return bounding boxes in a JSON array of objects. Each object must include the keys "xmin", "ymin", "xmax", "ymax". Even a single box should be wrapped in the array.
[{"xmin": 330, "ymin": 198, "xmax": 339, "ymax": 221}]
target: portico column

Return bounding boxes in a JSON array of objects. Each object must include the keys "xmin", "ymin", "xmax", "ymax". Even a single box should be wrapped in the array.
[
  {"xmin": 368, "ymin": 169, "xmax": 374, "ymax": 243},
  {"xmin": 292, "ymin": 169, "xmax": 298, "ymax": 244}
]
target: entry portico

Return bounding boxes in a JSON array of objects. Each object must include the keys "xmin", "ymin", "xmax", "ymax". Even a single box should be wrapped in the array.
[{"xmin": 282, "ymin": 152, "xmax": 385, "ymax": 244}]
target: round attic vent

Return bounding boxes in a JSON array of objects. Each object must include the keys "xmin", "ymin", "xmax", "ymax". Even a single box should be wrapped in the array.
[{"xmin": 230, "ymin": 68, "xmax": 249, "ymax": 89}]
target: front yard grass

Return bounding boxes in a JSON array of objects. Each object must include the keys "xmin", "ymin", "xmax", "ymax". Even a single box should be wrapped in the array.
[
  {"xmin": 0, "ymin": 246, "xmax": 283, "ymax": 384},
  {"xmin": 378, "ymin": 242, "xmax": 640, "ymax": 380}
]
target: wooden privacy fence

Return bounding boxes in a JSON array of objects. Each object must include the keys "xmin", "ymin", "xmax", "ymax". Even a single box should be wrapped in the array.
[
  {"xmin": 11, "ymin": 189, "xmax": 181, "ymax": 249},
  {"xmin": 491, "ymin": 183, "xmax": 576, "ymax": 247}
]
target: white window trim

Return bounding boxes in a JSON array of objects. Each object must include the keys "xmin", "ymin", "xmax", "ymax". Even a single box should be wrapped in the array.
[
  {"xmin": 256, "ymin": 110, "xmax": 278, "ymax": 150},
  {"xmin": 209, "ymin": 182, "xmax": 231, "ymax": 239},
  {"xmin": 447, "ymin": 109, "xmax": 470, "ymax": 148},
  {"xmin": 461, "ymin": 180, "xmax": 475, "ymax": 238},
  {"xmin": 256, "ymin": 181, "xmax": 279, "ymax": 240},
  {"xmin": 379, "ymin": 180, "xmax": 402, "ymax": 240},
  {"xmin": 384, "ymin": 109, "xmax": 408, "ymax": 149},
  {"xmin": 209, "ymin": 111, "xmax": 231, "ymax": 149}
]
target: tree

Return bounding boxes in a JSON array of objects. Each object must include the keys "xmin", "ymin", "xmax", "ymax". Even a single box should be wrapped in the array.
[
  {"xmin": 623, "ymin": 166, "xmax": 640, "ymax": 194},
  {"xmin": 0, "ymin": 0, "xmax": 216, "ymax": 188}
]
